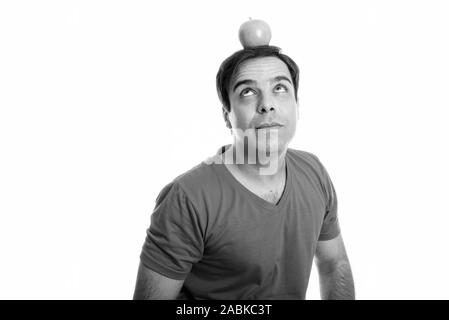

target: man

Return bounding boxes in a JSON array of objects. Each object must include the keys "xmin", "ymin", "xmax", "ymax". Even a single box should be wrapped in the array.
[{"xmin": 133, "ymin": 45, "xmax": 355, "ymax": 300}]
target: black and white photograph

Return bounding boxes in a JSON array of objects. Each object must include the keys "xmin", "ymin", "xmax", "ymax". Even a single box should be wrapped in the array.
[{"xmin": 1, "ymin": 0, "xmax": 448, "ymax": 301}]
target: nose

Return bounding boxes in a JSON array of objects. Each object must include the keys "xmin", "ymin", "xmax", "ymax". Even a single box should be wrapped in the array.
[{"xmin": 257, "ymin": 94, "xmax": 276, "ymax": 114}]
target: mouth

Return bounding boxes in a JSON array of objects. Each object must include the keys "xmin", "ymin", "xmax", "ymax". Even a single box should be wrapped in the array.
[{"xmin": 255, "ymin": 122, "xmax": 284, "ymax": 130}]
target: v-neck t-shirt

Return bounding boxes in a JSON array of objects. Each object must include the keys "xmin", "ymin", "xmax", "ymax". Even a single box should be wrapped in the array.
[{"xmin": 139, "ymin": 148, "xmax": 340, "ymax": 300}]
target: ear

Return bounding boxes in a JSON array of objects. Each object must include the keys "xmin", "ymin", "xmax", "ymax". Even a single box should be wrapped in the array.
[{"xmin": 222, "ymin": 107, "xmax": 232, "ymax": 129}]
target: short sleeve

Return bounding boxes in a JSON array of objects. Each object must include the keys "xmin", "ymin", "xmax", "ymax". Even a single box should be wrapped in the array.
[
  {"xmin": 311, "ymin": 154, "xmax": 341, "ymax": 241},
  {"xmin": 140, "ymin": 182, "xmax": 205, "ymax": 280}
]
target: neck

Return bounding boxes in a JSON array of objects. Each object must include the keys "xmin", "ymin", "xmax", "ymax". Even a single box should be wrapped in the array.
[{"xmin": 224, "ymin": 143, "xmax": 287, "ymax": 181}]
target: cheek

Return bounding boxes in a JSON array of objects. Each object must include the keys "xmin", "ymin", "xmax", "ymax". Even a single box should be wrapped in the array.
[
  {"xmin": 276, "ymin": 93, "xmax": 296, "ymax": 109},
  {"xmin": 230, "ymin": 108, "xmax": 253, "ymax": 128},
  {"xmin": 280, "ymin": 103, "xmax": 298, "ymax": 137},
  {"xmin": 278, "ymin": 98, "xmax": 298, "ymax": 119}
]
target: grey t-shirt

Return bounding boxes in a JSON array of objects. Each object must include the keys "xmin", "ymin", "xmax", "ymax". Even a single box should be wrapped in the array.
[{"xmin": 140, "ymin": 148, "xmax": 340, "ymax": 299}]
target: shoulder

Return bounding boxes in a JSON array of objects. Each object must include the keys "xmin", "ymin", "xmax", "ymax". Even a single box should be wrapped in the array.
[
  {"xmin": 152, "ymin": 161, "xmax": 221, "ymax": 231},
  {"xmin": 286, "ymin": 148, "xmax": 327, "ymax": 176},
  {"xmin": 159, "ymin": 160, "xmax": 222, "ymax": 210},
  {"xmin": 287, "ymin": 148, "xmax": 337, "ymax": 207},
  {"xmin": 287, "ymin": 148, "xmax": 319, "ymax": 163},
  {"xmin": 172, "ymin": 161, "xmax": 220, "ymax": 193}
]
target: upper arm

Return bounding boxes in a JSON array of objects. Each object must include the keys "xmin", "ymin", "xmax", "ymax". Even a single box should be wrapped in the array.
[
  {"xmin": 133, "ymin": 261, "xmax": 185, "ymax": 300},
  {"xmin": 140, "ymin": 182, "xmax": 205, "ymax": 280},
  {"xmin": 308, "ymin": 153, "xmax": 340, "ymax": 241},
  {"xmin": 315, "ymin": 234, "xmax": 350, "ymax": 273}
]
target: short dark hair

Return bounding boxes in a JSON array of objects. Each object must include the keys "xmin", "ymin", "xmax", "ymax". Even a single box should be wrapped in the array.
[{"xmin": 216, "ymin": 45, "xmax": 300, "ymax": 113}]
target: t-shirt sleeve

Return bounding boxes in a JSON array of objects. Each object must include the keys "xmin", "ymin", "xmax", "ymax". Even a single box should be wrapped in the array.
[
  {"xmin": 139, "ymin": 182, "xmax": 205, "ymax": 280},
  {"xmin": 310, "ymin": 154, "xmax": 341, "ymax": 241}
]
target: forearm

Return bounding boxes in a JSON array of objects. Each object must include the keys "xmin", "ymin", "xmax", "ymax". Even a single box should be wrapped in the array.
[{"xmin": 318, "ymin": 260, "xmax": 355, "ymax": 300}]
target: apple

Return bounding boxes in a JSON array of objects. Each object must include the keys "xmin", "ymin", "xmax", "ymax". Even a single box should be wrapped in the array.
[{"xmin": 238, "ymin": 18, "xmax": 272, "ymax": 48}]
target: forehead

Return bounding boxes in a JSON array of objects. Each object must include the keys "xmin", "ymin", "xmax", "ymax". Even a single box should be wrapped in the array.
[{"xmin": 230, "ymin": 56, "xmax": 291, "ymax": 85}]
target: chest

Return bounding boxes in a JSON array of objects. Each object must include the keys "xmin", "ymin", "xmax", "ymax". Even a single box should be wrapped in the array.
[
  {"xmin": 249, "ymin": 180, "xmax": 285, "ymax": 204},
  {"xmin": 204, "ymin": 176, "xmax": 325, "ymax": 261},
  {"xmin": 229, "ymin": 168, "xmax": 286, "ymax": 205},
  {"xmin": 201, "ymin": 201, "xmax": 322, "ymax": 280}
]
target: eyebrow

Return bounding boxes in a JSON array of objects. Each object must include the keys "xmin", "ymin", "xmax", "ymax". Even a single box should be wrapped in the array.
[{"xmin": 232, "ymin": 75, "xmax": 292, "ymax": 92}]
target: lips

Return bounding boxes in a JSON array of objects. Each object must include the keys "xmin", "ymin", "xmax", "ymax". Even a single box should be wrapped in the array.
[{"xmin": 255, "ymin": 122, "xmax": 284, "ymax": 129}]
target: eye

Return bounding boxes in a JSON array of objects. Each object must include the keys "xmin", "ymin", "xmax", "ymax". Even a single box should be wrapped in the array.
[
  {"xmin": 240, "ymin": 88, "xmax": 255, "ymax": 97},
  {"xmin": 274, "ymin": 84, "xmax": 287, "ymax": 93}
]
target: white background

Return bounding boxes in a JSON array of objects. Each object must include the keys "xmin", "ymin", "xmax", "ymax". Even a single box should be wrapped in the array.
[{"xmin": 1, "ymin": 0, "xmax": 448, "ymax": 299}]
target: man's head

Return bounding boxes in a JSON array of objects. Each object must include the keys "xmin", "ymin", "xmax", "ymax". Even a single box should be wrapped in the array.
[
  {"xmin": 216, "ymin": 45, "xmax": 300, "ymax": 155},
  {"xmin": 216, "ymin": 45, "xmax": 299, "ymax": 113}
]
